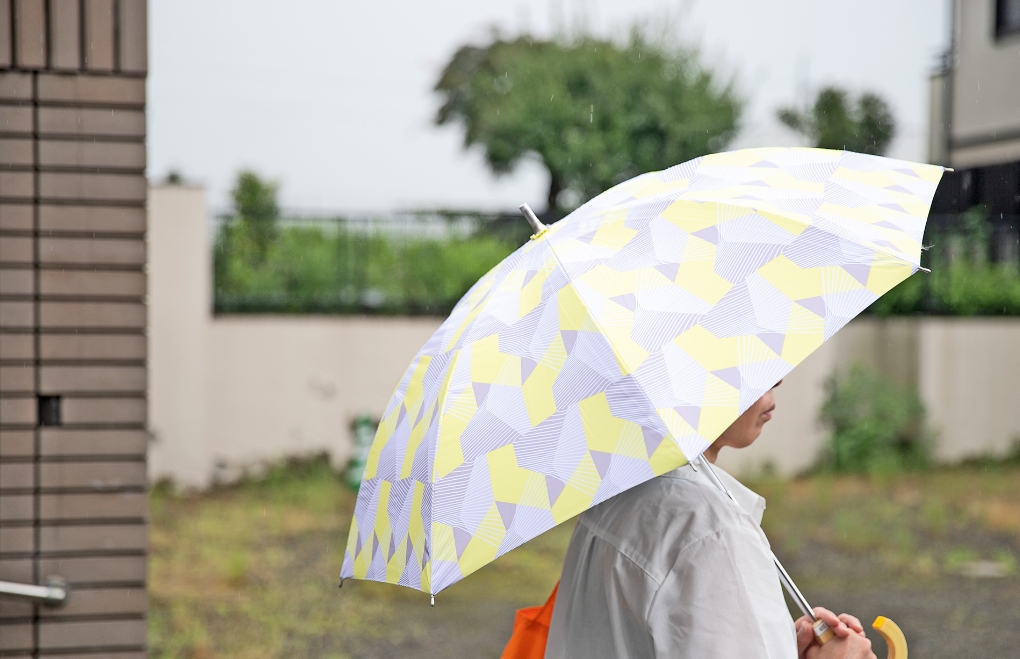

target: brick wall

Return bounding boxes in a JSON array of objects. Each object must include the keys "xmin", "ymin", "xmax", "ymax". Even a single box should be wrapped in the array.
[{"xmin": 0, "ymin": 1, "xmax": 147, "ymax": 656}]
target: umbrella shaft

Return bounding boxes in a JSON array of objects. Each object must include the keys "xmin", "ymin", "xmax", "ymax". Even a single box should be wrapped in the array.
[
  {"xmin": 772, "ymin": 554, "xmax": 815, "ymax": 621},
  {"xmin": 695, "ymin": 457, "xmax": 816, "ymax": 621}
]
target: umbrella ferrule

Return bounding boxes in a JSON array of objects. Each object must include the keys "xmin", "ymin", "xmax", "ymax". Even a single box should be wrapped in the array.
[{"xmin": 518, "ymin": 203, "xmax": 548, "ymax": 239}]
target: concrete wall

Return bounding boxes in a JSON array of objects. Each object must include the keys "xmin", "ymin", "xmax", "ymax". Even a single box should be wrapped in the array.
[
  {"xmin": 148, "ymin": 185, "xmax": 213, "ymax": 487},
  {"xmin": 717, "ymin": 316, "xmax": 1020, "ymax": 475},
  {"xmin": 201, "ymin": 317, "xmax": 442, "ymax": 482},
  {"xmin": 149, "ymin": 187, "xmax": 1020, "ymax": 486},
  {"xmin": 919, "ymin": 318, "xmax": 1020, "ymax": 460},
  {"xmin": 147, "ymin": 185, "xmax": 442, "ymax": 487}
]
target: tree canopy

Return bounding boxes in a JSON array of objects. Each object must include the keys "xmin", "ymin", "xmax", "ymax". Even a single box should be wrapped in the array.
[
  {"xmin": 435, "ymin": 33, "xmax": 742, "ymax": 214},
  {"xmin": 778, "ymin": 87, "xmax": 896, "ymax": 156},
  {"xmin": 231, "ymin": 170, "xmax": 280, "ymax": 263}
]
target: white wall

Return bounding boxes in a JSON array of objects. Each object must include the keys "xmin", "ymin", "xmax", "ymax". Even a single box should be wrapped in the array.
[
  {"xmin": 201, "ymin": 316, "xmax": 441, "ymax": 483},
  {"xmin": 147, "ymin": 185, "xmax": 441, "ymax": 488},
  {"xmin": 148, "ymin": 185, "xmax": 213, "ymax": 487},
  {"xmin": 920, "ymin": 319, "xmax": 1020, "ymax": 461},
  {"xmin": 716, "ymin": 318, "xmax": 919, "ymax": 476},
  {"xmin": 148, "ymin": 186, "xmax": 1020, "ymax": 487},
  {"xmin": 720, "ymin": 316, "xmax": 1020, "ymax": 474}
]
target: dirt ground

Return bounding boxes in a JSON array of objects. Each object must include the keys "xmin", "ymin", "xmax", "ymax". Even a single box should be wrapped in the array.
[
  {"xmin": 148, "ymin": 459, "xmax": 1020, "ymax": 658},
  {"xmin": 762, "ymin": 467, "xmax": 1020, "ymax": 658}
]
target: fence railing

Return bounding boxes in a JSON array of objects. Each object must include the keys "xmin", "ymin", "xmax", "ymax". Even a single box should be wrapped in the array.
[
  {"xmin": 869, "ymin": 212, "xmax": 1020, "ymax": 316},
  {"xmin": 213, "ymin": 210, "xmax": 532, "ymax": 316}
]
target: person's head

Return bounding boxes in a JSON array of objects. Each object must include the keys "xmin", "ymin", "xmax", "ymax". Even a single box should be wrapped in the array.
[{"xmin": 703, "ymin": 380, "xmax": 782, "ymax": 463}]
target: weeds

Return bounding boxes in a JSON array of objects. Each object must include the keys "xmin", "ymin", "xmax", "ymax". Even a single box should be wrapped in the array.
[
  {"xmin": 819, "ymin": 362, "xmax": 931, "ymax": 473},
  {"xmin": 148, "ymin": 456, "xmax": 570, "ymax": 659},
  {"xmin": 753, "ymin": 464, "xmax": 1020, "ymax": 592},
  {"xmin": 150, "ymin": 458, "xmax": 1020, "ymax": 658}
]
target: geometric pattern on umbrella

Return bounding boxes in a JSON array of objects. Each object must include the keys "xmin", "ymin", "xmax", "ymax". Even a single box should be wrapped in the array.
[{"xmin": 341, "ymin": 147, "xmax": 945, "ymax": 595}]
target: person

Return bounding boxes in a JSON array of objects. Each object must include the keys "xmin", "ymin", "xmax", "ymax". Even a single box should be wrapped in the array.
[{"xmin": 545, "ymin": 380, "xmax": 876, "ymax": 659}]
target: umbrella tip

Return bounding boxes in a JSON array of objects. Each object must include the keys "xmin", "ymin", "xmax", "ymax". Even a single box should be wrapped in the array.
[
  {"xmin": 917, "ymin": 266, "xmax": 931, "ymax": 273},
  {"xmin": 519, "ymin": 203, "xmax": 547, "ymax": 235},
  {"xmin": 431, "ymin": 594, "xmax": 435, "ymax": 607}
]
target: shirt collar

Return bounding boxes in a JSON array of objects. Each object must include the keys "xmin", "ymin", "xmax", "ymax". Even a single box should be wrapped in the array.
[
  {"xmin": 711, "ymin": 464, "xmax": 767, "ymax": 525},
  {"xmin": 662, "ymin": 462, "xmax": 767, "ymax": 525}
]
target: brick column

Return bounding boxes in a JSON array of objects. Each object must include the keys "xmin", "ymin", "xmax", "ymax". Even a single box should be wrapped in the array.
[{"xmin": 0, "ymin": 1, "xmax": 148, "ymax": 656}]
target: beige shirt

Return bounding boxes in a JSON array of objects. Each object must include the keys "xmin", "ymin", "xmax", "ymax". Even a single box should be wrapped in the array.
[{"xmin": 545, "ymin": 464, "xmax": 797, "ymax": 659}]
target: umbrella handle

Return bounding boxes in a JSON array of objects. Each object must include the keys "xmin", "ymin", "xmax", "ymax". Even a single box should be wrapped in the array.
[
  {"xmin": 872, "ymin": 616, "xmax": 908, "ymax": 659},
  {"xmin": 812, "ymin": 619, "xmax": 835, "ymax": 644}
]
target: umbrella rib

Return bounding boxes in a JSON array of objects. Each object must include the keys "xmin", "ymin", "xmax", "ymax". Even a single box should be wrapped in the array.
[
  {"xmin": 431, "ymin": 348, "xmax": 465, "ymax": 487},
  {"xmin": 543, "ymin": 231, "xmax": 646, "ymax": 377},
  {"xmin": 682, "ymin": 193, "xmax": 928, "ymax": 269},
  {"xmin": 541, "ymin": 231, "xmax": 693, "ymax": 466}
]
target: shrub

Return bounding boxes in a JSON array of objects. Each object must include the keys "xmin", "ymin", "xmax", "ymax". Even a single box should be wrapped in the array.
[
  {"xmin": 819, "ymin": 362, "xmax": 931, "ymax": 473},
  {"xmin": 213, "ymin": 218, "xmax": 519, "ymax": 316},
  {"xmin": 869, "ymin": 262, "xmax": 1020, "ymax": 316}
]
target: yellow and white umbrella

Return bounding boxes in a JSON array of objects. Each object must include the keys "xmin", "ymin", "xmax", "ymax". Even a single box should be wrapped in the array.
[{"xmin": 341, "ymin": 147, "xmax": 945, "ymax": 598}]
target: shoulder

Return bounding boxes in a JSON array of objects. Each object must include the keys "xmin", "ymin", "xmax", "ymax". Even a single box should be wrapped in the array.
[{"xmin": 576, "ymin": 468, "xmax": 752, "ymax": 584}]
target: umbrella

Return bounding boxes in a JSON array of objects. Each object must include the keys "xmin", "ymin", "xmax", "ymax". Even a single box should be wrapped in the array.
[{"xmin": 340, "ymin": 147, "xmax": 945, "ymax": 601}]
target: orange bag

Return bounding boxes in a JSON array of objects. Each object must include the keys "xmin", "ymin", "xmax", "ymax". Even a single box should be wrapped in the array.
[{"xmin": 500, "ymin": 582, "xmax": 559, "ymax": 659}]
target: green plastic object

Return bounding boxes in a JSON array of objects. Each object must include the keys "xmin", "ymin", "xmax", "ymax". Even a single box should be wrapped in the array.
[{"xmin": 345, "ymin": 415, "xmax": 378, "ymax": 490}]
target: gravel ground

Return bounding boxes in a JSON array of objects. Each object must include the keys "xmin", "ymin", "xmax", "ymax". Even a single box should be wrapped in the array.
[{"xmin": 803, "ymin": 578, "xmax": 1020, "ymax": 658}]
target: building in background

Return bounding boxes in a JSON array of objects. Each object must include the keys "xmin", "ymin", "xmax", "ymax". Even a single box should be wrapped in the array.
[
  {"xmin": 0, "ymin": 1, "xmax": 148, "ymax": 656},
  {"xmin": 929, "ymin": 0, "xmax": 1020, "ymax": 254}
]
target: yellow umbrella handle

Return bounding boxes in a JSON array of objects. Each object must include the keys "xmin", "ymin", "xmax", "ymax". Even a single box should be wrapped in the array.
[{"xmin": 872, "ymin": 616, "xmax": 908, "ymax": 659}]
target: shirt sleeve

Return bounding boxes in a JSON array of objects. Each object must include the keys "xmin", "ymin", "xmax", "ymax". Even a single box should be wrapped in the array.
[
  {"xmin": 546, "ymin": 523, "xmax": 660, "ymax": 659},
  {"xmin": 645, "ymin": 525, "xmax": 798, "ymax": 659}
]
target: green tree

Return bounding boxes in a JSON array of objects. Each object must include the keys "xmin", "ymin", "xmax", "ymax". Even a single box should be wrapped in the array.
[
  {"xmin": 778, "ymin": 87, "xmax": 895, "ymax": 155},
  {"xmin": 231, "ymin": 170, "xmax": 280, "ymax": 263},
  {"xmin": 435, "ymin": 32, "xmax": 741, "ymax": 214}
]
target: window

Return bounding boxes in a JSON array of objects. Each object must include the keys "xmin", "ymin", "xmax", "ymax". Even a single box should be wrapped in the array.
[{"xmin": 997, "ymin": 0, "xmax": 1020, "ymax": 37}]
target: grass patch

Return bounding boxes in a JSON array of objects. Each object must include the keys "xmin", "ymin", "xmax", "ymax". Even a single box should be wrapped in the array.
[
  {"xmin": 150, "ymin": 459, "xmax": 1020, "ymax": 658},
  {"xmin": 148, "ymin": 456, "xmax": 570, "ymax": 659},
  {"xmin": 752, "ymin": 464, "xmax": 1020, "ymax": 588}
]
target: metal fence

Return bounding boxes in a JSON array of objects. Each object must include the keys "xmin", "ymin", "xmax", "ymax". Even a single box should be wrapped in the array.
[
  {"xmin": 924, "ymin": 213, "xmax": 1020, "ymax": 267},
  {"xmin": 213, "ymin": 210, "xmax": 533, "ymax": 316},
  {"xmin": 868, "ymin": 212, "xmax": 1020, "ymax": 316},
  {"xmin": 212, "ymin": 208, "xmax": 1020, "ymax": 317}
]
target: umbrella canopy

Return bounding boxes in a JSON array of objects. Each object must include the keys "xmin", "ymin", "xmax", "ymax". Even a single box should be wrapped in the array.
[{"xmin": 341, "ymin": 147, "xmax": 945, "ymax": 596}]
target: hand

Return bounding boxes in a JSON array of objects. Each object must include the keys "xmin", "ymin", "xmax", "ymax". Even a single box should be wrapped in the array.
[
  {"xmin": 795, "ymin": 608, "xmax": 870, "ymax": 659},
  {"xmin": 804, "ymin": 633, "xmax": 875, "ymax": 659}
]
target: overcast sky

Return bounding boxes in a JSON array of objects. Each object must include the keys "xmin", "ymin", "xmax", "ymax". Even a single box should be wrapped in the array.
[{"xmin": 148, "ymin": 0, "xmax": 949, "ymax": 213}]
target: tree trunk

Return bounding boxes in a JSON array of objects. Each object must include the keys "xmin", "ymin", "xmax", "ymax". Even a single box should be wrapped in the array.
[{"xmin": 546, "ymin": 172, "xmax": 563, "ymax": 216}]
